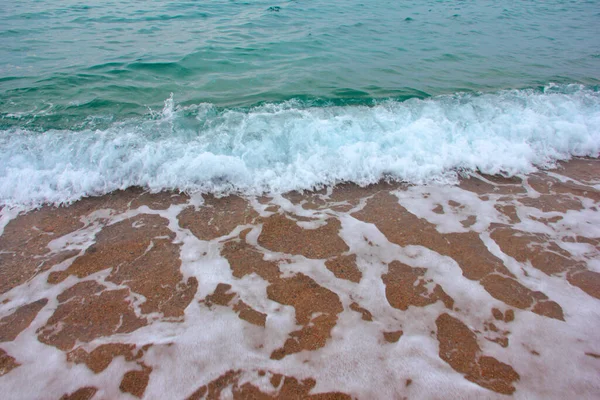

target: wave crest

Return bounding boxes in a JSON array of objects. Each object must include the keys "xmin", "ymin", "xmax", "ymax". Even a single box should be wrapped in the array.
[{"xmin": 1, "ymin": 84, "xmax": 599, "ymax": 208}]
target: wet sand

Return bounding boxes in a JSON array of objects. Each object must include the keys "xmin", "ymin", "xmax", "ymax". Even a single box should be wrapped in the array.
[{"xmin": 0, "ymin": 158, "xmax": 599, "ymax": 399}]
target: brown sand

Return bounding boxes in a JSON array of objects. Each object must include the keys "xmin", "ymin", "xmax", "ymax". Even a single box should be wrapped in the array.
[{"xmin": 0, "ymin": 158, "xmax": 599, "ymax": 398}]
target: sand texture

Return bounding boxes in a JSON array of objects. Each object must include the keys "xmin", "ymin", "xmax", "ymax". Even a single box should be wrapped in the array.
[{"xmin": 0, "ymin": 158, "xmax": 599, "ymax": 399}]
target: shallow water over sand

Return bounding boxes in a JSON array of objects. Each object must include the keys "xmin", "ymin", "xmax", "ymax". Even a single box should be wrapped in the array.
[
  {"xmin": 0, "ymin": 158, "xmax": 599, "ymax": 399},
  {"xmin": 2, "ymin": 1, "xmax": 599, "ymax": 210}
]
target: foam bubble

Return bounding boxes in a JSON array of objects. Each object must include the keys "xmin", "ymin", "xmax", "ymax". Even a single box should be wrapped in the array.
[{"xmin": 0, "ymin": 84, "xmax": 599, "ymax": 208}]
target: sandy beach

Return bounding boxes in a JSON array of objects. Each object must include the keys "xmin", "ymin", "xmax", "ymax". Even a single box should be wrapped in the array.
[{"xmin": 0, "ymin": 158, "xmax": 599, "ymax": 399}]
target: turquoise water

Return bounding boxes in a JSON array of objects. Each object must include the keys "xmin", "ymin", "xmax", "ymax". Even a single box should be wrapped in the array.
[{"xmin": 1, "ymin": 0, "xmax": 599, "ymax": 206}]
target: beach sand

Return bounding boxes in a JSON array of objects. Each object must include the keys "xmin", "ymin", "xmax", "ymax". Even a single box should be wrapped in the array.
[{"xmin": 0, "ymin": 158, "xmax": 599, "ymax": 399}]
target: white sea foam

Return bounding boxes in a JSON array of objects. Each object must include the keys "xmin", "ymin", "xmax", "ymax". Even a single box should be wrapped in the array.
[
  {"xmin": 0, "ymin": 85, "xmax": 599, "ymax": 208},
  {"xmin": 2, "ymin": 181, "xmax": 599, "ymax": 399}
]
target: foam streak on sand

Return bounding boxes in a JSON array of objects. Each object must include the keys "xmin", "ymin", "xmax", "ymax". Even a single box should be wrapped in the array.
[
  {"xmin": 1, "ymin": 84, "xmax": 599, "ymax": 208},
  {"xmin": 0, "ymin": 158, "xmax": 599, "ymax": 399}
]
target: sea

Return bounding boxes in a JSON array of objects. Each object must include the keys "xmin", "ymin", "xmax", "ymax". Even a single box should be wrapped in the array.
[{"xmin": 1, "ymin": 0, "xmax": 599, "ymax": 208}]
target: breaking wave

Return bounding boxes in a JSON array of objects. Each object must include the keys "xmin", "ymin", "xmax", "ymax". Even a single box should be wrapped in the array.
[{"xmin": 1, "ymin": 84, "xmax": 599, "ymax": 208}]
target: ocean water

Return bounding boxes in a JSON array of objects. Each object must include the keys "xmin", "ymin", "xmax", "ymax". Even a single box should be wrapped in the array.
[{"xmin": 1, "ymin": 0, "xmax": 599, "ymax": 207}]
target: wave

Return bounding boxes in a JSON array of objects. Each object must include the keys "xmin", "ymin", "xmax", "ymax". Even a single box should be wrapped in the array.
[{"xmin": 0, "ymin": 84, "xmax": 599, "ymax": 208}]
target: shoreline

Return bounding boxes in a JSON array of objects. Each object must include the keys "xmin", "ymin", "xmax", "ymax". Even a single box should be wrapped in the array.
[
  {"xmin": 2, "ymin": 155, "xmax": 599, "ymax": 214},
  {"xmin": 0, "ymin": 157, "xmax": 599, "ymax": 399}
]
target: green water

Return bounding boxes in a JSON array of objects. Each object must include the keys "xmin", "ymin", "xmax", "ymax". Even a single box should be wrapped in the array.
[
  {"xmin": 1, "ymin": 1, "xmax": 600, "ymax": 207},
  {"xmin": 1, "ymin": 0, "xmax": 599, "ymax": 129}
]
